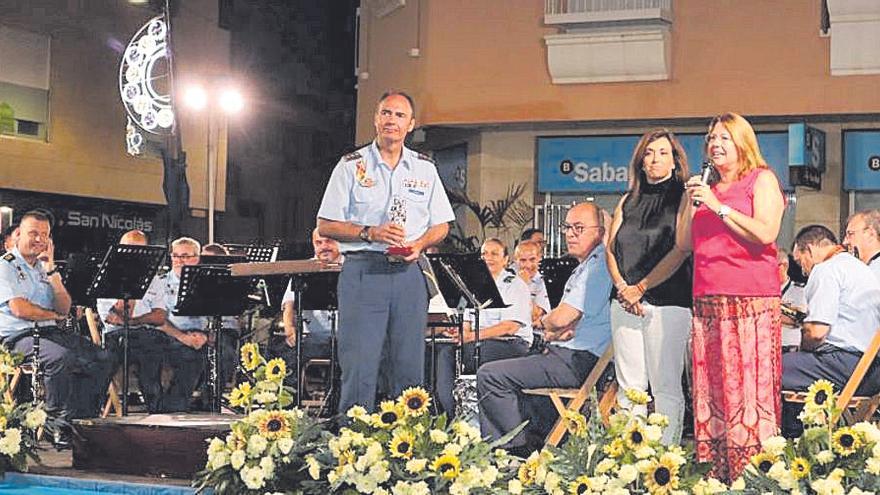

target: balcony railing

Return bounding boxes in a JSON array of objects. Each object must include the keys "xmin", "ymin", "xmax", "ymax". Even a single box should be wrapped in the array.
[{"xmin": 545, "ymin": 0, "xmax": 672, "ymax": 25}]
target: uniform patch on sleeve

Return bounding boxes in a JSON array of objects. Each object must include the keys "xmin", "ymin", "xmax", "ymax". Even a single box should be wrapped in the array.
[
  {"xmin": 2, "ymin": 253, "xmax": 14, "ymax": 262},
  {"xmin": 343, "ymin": 151, "xmax": 363, "ymax": 161},
  {"xmin": 416, "ymin": 152, "xmax": 436, "ymax": 164}
]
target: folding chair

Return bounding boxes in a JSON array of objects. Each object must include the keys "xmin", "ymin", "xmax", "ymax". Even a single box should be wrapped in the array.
[
  {"xmin": 84, "ymin": 308, "xmax": 122, "ymax": 418},
  {"xmin": 522, "ymin": 344, "xmax": 618, "ymax": 446},
  {"xmin": 782, "ymin": 328, "xmax": 880, "ymax": 425}
]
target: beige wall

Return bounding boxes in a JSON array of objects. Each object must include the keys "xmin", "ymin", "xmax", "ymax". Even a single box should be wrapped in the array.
[
  {"xmin": 0, "ymin": 1, "xmax": 230, "ymax": 211},
  {"xmin": 356, "ymin": 0, "xmax": 880, "ymax": 140}
]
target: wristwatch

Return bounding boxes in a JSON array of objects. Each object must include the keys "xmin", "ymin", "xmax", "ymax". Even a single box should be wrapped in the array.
[
  {"xmin": 717, "ymin": 205, "xmax": 732, "ymax": 220},
  {"xmin": 358, "ymin": 226, "xmax": 372, "ymax": 243}
]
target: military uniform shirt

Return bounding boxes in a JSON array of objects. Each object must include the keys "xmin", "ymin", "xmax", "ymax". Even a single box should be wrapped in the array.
[
  {"xmin": 0, "ymin": 248, "xmax": 59, "ymax": 339},
  {"xmin": 466, "ymin": 269, "xmax": 533, "ymax": 344},
  {"xmin": 317, "ymin": 142, "xmax": 455, "ymax": 253},
  {"xmin": 526, "ymin": 273, "xmax": 551, "ymax": 313},
  {"xmin": 555, "ymin": 244, "xmax": 613, "ymax": 356},
  {"xmin": 96, "ymin": 274, "xmax": 167, "ymax": 335},
  {"xmin": 163, "ymin": 271, "xmax": 207, "ymax": 331}
]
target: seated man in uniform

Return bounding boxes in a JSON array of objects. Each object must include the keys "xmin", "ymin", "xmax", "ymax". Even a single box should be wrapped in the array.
[
  {"xmin": 271, "ymin": 228, "xmax": 344, "ymax": 392},
  {"xmin": 433, "ymin": 238, "xmax": 532, "ymax": 416},
  {"xmin": 778, "ymin": 248, "xmax": 807, "ymax": 352},
  {"xmin": 0, "ymin": 211, "xmax": 113, "ymax": 443},
  {"xmin": 158, "ymin": 237, "xmax": 208, "ymax": 412},
  {"xmin": 843, "ymin": 209, "xmax": 880, "ymax": 280},
  {"xmin": 96, "ymin": 229, "xmax": 168, "ymax": 412},
  {"xmin": 783, "ymin": 225, "xmax": 880, "ymax": 435},
  {"xmin": 477, "ymin": 203, "xmax": 612, "ymax": 455},
  {"xmin": 514, "ymin": 239, "xmax": 551, "ymax": 334}
]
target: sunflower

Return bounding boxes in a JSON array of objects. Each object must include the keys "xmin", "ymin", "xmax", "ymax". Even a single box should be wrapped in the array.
[
  {"xmin": 561, "ymin": 409, "xmax": 587, "ymax": 437},
  {"xmin": 642, "ymin": 455, "xmax": 680, "ymax": 494},
  {"xmin": 257, "ymin": 411, "xmax": 291, "ymax": 440},
  {"xmin": 399, "ymin": 387, "xmax": 431, "ymax": 417},
  {"xmin": 568, "ymin": 475, "xmax": 594, "ymax": 494},
  {"xmin": 805, "ymin": 380, "xmax": 835, "ymax": 409},
  {"xmin": 264, "ymin": 358, "xmax": 287, "ymax": 382},
  {"xmin": 624, "ymin": 388, "xmax": 651, "ymax": 405},
  {"xmin": 751, "ymin": 452, "xmax": 778, "ymax": 474},
  {"xmin": 375, "ymin": 400, "xmax": 404, "ymax": 429},
  {"xmin": 389, "ymin": 431, "xmax": 416, "ymax": 459},
  {"xmin": 228, "ymin": 382, "xmax": 253, "ymax": 408},
  {"xmin": 625, "ymin": 422, "xmax": 648, "ymax": 450},
  {"xmin": 791, "ymin": 457, "xmax": 811, "ymax": 479},
  {"xmin": 432, "ymin": 452, "xmax": 461, "ymax": 479},
  {"xmin": 517, "ymin": 455, "xmax": 542, "ymax": 486},
  {"xmin": 832, "ymin": 427, "xmax": 862, "ymax": 456},
  {"xmin": 240, "ymin": 343, "xmax": 262, "ymax": 371}
]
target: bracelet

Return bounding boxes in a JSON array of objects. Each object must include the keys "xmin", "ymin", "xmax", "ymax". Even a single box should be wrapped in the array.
[{"xmin": 635, "ymin": 281, "xmax": 647, "ymax": 294}]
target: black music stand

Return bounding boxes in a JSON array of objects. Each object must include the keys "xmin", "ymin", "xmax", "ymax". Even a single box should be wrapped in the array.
[
  {"xmin": 539, "ymin": 257, "xmax": 579, "ymax": 308},
  {"xmin": 175, "ymin": 265, "xmax": 251, "ymax": 414},
  {"xmin": 199, "ymin": 254, "xmax": 248, "ymax": 266},
  {"xmin": 426, "ymin": 253, "xmax": 506, "ymax": 371},
  {"xmin": 87, "ymin": 244, "xmax": 166, "ymax": 416},
  {"xmin": 286, "ymin": 270, "xmax": 340, "ymax": 410}
]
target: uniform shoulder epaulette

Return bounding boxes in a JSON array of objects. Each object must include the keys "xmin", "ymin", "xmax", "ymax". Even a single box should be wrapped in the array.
[
  {"xmin": 343, "ymin": 151, "xmax": 362, "ymax": 162},
  {"xmin": 503, "ymin": 268, "xmax": 517, "ymax": 283},
  {"xmin": 2, "ymin": 253, "xmax": 14, "ymax": 263},
  {"xmin": 416, "ymin": 152, "xmax": 436, "ymax": 164}
]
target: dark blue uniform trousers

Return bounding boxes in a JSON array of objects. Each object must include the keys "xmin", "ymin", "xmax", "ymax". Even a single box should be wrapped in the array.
[
  {"xmin": 11, "ymin": 327, "xmax": 114, "ymax": 420},
  {"xmin": 477, "ymin": 345, "xmax": 599, "ymax": 449},
  {"xmin": 337, "ymin": 252, "xmax": 428, "ymax": 413}
]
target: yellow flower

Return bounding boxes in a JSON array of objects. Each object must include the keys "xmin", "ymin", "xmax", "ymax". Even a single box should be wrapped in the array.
[
  {"xmin": 264, "ymin": 358, "xmax": 287, "ymax": 382},
  {"xmin": 603, "ymin": 437, "xmax": 625, "ymax": 458},
  {"xmin": 642, "ymin": 455, "xmax": 680, "ymax": 494},
  {"xmin": 432, "ymin": 452, "xmax": 461, "ymax": 479},
  {"xmin": 337, "ymin": 449, "xmax": 356, "ymax": 469},
  {"xmin": 624, "ymin": 422, "xmax": 648, "ymax": 450},
  {"xmin": 624, "ymin": 388, "xmax": 651, "ymax": 405},
  {"xmin": 561, "ymin": 409, "xmax": 587, "ymax": 437},
  {"xmin": 791, "ymin": 457, "xmax": 811, "ymax": 479},
  {"xmin": 256, "ymin": 411, "xmax": 291, "ymax": 440},
  {"xmin": 375, "ymin": 400, "xmax": 404, "ymax": 429},
  {"xmin": 240, "ymin": 343, "xmax": 262, "ymax": 371},
  {"xmin": 832, "ymin": 427, "xmax": 862, "ymax": 456},
  {"xmin": 805, "ymin": 380, "xmax": 835, "ymax": 409},
  {"xmin": 568, "ymin": 475, "xmax": 594, "ymax": 494},
  {"xmin": 389, "ymin": 431, "xmax": 416, "ymax": 459},
  {"xmin": 518, "ymin": 455, "xmax": 542, "ymax": 486},
  {"xmin": 228, "ymin": 382, "xmax": 253, "ymax": 408},
  {"xmin": 398, "ymin": 387, "xmax": 431, "ymax": 417},
  {"xmin": 751, "ymin": 452, "xmax": 778, "ymax": 474}
]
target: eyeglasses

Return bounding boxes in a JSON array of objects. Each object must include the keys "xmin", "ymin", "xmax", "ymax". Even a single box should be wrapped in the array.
[
  {"xmin": 845, "ymin": 227, "xmax": 870, "ymax": 238},
  {"xmin": 170, "ymin": 254, "xmax": 198, "ymax": 260},
  {"xmin": 561, "ymin": 223, "xmax": 600, "ymax": 236}
]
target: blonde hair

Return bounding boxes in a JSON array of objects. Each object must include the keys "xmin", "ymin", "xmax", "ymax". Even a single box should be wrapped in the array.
[{"xmin": 706, "ymin": 112, "xmax": 768, "ymax": 178}]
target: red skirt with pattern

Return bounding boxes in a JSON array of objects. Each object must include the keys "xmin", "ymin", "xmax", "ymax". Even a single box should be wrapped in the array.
[{"xmin": 692, "ymin": 295, "xmax": 781, "ymax": 482}]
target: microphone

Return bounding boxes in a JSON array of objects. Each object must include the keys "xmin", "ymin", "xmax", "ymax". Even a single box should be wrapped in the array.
[{"xmin": 693, "ymin": 161, "xmax": 714, "ymax": 207}]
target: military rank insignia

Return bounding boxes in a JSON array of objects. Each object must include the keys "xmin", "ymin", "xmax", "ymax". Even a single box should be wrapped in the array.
[{"xmin": 355, "ymin": 160, "xmax": 375, "ymax": 188}]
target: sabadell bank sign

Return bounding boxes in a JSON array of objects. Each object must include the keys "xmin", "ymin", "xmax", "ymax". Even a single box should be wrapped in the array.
[{"xmin": 536, "ymin": 133, "xmax": 791, "ymax": 193}]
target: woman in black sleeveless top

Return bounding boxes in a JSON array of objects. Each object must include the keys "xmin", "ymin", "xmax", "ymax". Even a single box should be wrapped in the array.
[{"xmin": 606, "ymin": 129, "xmax": 693, "ymax": 445}]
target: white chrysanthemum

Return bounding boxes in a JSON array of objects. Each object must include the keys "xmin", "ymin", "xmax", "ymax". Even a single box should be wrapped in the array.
[
  {"xmin": 443, "ymin": 442, "xmax": 463, "ymax": 456},
  {"xmin": 259, "ymin": 455, "xmax": 275, "ymax": 478},
  {"xmin": 405, "ymin": 458, "xmax": 427, "ymax": 474},
  {"xmin": 230, "ymin": 449, "xmax": 246, "ymax": 470},
  {"xmin": 305, "ymin": 455, "xmax": 320, "ymax": 480},
  {"xmin": 543, "ymin": 471, "xmax": 562, "ymax": 493},
  {"xmin": 854, "ymin": 422, "xmax": 880, "ymax": 444},
  {"xmin": 253, "ymin": 391, "xmax": 277, "ymax": 404},
  {"xmin": 761, "ymin": 435, "xmax": 788, "ymax": 455},
  {"xmin": 730, "ymin": 478, "xmax": 746, "ymax": 490},
  {"xmin": 596, "ymin": 458, "xmax": 616, "ymax": 474},
  {"xmin": 0, "ymin": 428, "xmax": 21, "ymax": 456},
  {"xmin": 634, "ymin": 445, "xmax": 656, "ymax": 459},
  {"xmin": 392, "ymin": 480, "xmax": 430, "ymax": 495},
  {"xmin": 24, "ymin": 409, "xmax": 47, "ymax": 429},
  {"xmin": 246, "ymin": 434, "xmax": 268, "ymax": 457},
  {"xmin": 617, "ymin": 463, "xmax": 638, "ymax": 484},
  {"xmin": 277, "ymin": 437, "xmax": 294, "ymax": 455},
  {"xmin": 508, "ymin": 478, "xmax": 523, "ymax": 494},
  {"xmin": 647, "ymin": 412, "xmax": 669, "ymax": 427},
  {"xmin": 644, "ymin": 424, "xmax": 663, "ymax": 443},
  {"xmin": 347, "ymin": 405, "xmax": 369, "ymax": 422},
  {"xmin": 481, "ymin": 465, "xmax": 499, "ymax": 486},
  {"xmin": 429, "ymin": 429, "xmax": 449, "ymax": 443},
  {"xmin": 208, "ymin": 450, "xmax": 229, "ymax": 470},
  {"xmin": 816, "ymin": 450, "xmax": 835, "ymax": 464},
  {"xmin": 239, "ymin": 465, "xmax": 266, "ymax": 490},
  {"xmin": 207, "ymin": 437, "xmax": 225, "ymax": 455}
]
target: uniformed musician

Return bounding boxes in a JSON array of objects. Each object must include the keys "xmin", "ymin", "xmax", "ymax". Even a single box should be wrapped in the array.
[
  {"xmin": 0, "ymin": 211, "xmax": 113, "ymax": 434},
  {"xmin": 95, "ymin": 229, "xmax": 168, "ymax": 412},
  {"xmin": 317, "ymin": 91, "xmax": 455, "ymax": 412},
  {"xmin": 514, "ymin": 239, "xmax": 551, "ymax": 330}
]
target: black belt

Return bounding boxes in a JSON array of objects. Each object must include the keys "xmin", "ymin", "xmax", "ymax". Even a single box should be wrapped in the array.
[{"xmin": 344, "ymin": 250, "xmax": 387, "ymax": 258}]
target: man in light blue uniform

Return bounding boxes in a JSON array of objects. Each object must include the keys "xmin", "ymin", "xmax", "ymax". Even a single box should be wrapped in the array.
[
  {"xmin": 843, "ymin": 209, "xmax": 880, "ymax": 281},
  {"xmin": 271, "ymin": 228, "xmax": 344, "ymax": 389},
  {"xmin": 95, "ymin": 229, "xmax": 168, "ymax": 412},
  {"xmin": 0, "ymin": 211, "xmax": 113, "ymax": 425},
  {"xmin": 477, "ymin": 203, "xmax": 612, "ymax": 453},
  {"xmin": 784, "ymin": 225, "xmax": 880, "ymax": 434},
  {"xmin": 158, "ymin": 237, "xmax": 208, "ymax": 412},
  {"xmin": 318, "ymin": 91, "xmax": 455, "ymax": 412}
]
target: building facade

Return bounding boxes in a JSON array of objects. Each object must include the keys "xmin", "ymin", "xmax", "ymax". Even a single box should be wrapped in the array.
[{"xmin": 354, "ymin": 0, "xmax": 880, "ymax": 250}]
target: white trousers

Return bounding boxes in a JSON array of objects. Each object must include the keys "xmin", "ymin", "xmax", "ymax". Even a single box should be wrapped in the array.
[{"xmin": 611, "ymin": 300, "xmax": 692, "ymax": 445}]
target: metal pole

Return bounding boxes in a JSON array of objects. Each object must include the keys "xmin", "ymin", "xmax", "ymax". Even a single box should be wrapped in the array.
[{"xmin": 207, "ymin": 112, "xmax": 215, "ymax": 244}]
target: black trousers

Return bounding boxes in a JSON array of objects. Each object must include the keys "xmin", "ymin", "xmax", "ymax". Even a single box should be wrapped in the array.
[
  {"xmin": 477, "ymin": 345, "xmax": 599, "ymax": 450},
  {"xmin": 9, "ymin": 327, "xmax": 114, "ymax": 420},
  {"xmin": 781, "ymin": 345, "xmax": 880, "ymax": 437},
  {"xmin": 431, "ymin": 338, "xmax": 530, "ymax": 417}
]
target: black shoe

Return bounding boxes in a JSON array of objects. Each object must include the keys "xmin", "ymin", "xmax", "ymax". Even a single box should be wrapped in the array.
[{"xmin": 52, "ymin": 429, "xmax": 72, "ymax": 450}]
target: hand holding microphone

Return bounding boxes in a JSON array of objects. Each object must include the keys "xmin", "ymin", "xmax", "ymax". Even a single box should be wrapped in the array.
[{"xmin": 692, "ymin": 161, "xmax": 715, "ymax": 207}]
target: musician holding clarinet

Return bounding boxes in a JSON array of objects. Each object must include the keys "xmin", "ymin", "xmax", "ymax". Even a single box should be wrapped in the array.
[{"xmin": 317, "ymin": 91, "xmax": 454, "ymax": 413}]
